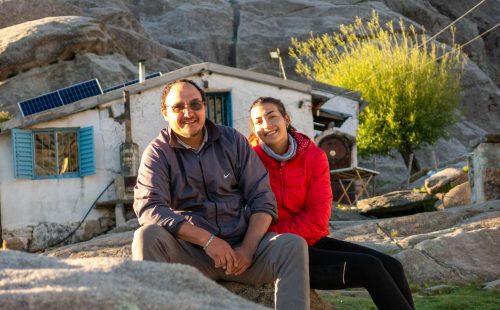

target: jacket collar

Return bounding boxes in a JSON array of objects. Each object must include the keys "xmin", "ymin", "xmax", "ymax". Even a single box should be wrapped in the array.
[{"xmin": 254, "ymin": 131, "xmax": 312, "ymax": 163}]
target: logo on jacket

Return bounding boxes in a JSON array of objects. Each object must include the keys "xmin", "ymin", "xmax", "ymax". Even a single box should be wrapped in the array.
[{"xmin": 224, "ymin": 172, "xmax": 231, "ymax": 178}]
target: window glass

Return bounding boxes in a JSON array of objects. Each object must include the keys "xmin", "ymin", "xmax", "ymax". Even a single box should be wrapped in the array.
[
  {"xmin": 34, "ymin": 132, "xmax": 56, "ymax": 177},
  {"xmin": 206, "ymin": 92, "xmax": 231, "ymax": 126},
  {"xmin": 34, "ymin": 129, "xmax": 79, "ymax": 178},
  {"xmin": 57, "ymin": 131, "xmax": 79, "ymax": 175}
]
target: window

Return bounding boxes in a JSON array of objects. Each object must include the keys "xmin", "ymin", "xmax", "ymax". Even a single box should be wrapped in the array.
[
  {"xmin": 206, "ymin": 92, "xmax": 232, "ymax": 127},
  {"xmin": 12, "ymin": 127, "xmax": 95, "ymax": 179}
]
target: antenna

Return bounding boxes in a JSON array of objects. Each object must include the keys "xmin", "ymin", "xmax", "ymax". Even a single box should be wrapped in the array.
[{"xmin": 269, "ymin": 48, "xmax": 287, "ymax": 80}]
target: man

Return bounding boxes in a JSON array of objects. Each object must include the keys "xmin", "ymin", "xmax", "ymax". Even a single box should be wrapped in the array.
[{"xmin": 132, "ymin": 79, "xmax": 310, "ymax": 310}]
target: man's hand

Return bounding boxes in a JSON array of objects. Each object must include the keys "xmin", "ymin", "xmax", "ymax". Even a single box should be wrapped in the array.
[
  {"xmin": 204, "ymin": 236, "xmax": 240, "ymax": 272},
  {"xmin": 231, "ymin": 245, "xmax": 254, "ymax": 275}
]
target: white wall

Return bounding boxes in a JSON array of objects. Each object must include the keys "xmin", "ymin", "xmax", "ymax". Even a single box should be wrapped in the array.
[{"xmin": 0, "ymin": 109, "xmax": 123, "ymax": 231}]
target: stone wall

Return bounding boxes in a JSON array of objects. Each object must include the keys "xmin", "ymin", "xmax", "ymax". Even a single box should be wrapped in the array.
[
  {"xmin": 2, "ymin": 217, "xmax": 114, "ymax": 252},
  {"xmin": 468, "ymin": 134, "xmax": 500, "ymax": 203}
]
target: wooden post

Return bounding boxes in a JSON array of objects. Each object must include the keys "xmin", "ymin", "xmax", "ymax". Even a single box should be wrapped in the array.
[
  {"xmin": 372, "ymin": 156, "xmax": 377, "ymax": 196},
  {"xmin": 406, "ymin": 153, "xmax": 414, "ymax": 189},
  {"xmin": 432, "ymin": 149, "xmax": 438, "ymax": 170}
]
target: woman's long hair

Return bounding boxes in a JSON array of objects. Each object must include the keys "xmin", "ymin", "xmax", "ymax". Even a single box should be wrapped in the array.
[{"xmin": 248, "ymin": 97, "xmax": 297, "ymax": 146}]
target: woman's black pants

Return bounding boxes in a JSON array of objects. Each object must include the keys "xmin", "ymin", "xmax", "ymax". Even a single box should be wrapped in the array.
[{"xmin": 309, "ymin": 237, "xmax": 415, "ymax": 310}]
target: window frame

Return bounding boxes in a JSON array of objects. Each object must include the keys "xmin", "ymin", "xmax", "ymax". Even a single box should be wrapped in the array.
[
  {"xmin": 206, "ymin": 91, "xmax": 233, "ymax": 127},
  {"xmin": 12, "ymin": 126, "xmax": 95, "ymax": 180},
  {"xmin": 32, "ymin": 127, "xmax": 80, "ymax": 179}
]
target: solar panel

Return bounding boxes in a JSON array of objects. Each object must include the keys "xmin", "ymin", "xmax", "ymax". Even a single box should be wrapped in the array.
[
  {"xmin": 103, "ymin": 84, "xmax": 125, "ymax": 93},
  {"xmin": 103, "ymin": 72, "xmax": 163, "ymax": 93},
  {"xmin": 124, "ymin": 79, "xmax": 139, "ymax": 86},
  {"xmin": 18, "ymin": 79, "xmax": 103, "ymax": 117},
  {"xmin": 18, "ymin": 91, "xmax": 64, "ymax": 116},
  {"xmin": 146, "ymin": 72, "xmax": 162, "ymax": 79},
  {"xmin": 58, "ymin": 79, "xmax": 103, "ymax": 105}
]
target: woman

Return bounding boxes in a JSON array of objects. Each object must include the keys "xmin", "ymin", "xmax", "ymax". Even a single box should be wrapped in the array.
[{"xmin": 249, "ymin": 97, "xmax": 414, "ymax": 310}]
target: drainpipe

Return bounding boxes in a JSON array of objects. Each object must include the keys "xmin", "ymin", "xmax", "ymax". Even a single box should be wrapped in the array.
[
  {"xmin": 117, "ymin": 91, "xmax": 140, "ymax": 226},
  {"xmin": 120, "ymin": 90, "xmax": 139, "ymax": 177}
]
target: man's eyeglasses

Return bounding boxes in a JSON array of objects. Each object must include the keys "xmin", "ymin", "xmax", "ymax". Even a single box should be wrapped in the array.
[{"xmin": 167, "ymin": 100, "xmax": 204, "ymax": 113}]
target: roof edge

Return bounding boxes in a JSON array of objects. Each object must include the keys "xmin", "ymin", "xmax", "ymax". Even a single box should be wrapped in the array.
[{"xmin": 1, "ymin": 62, "xmax": 362, "ymax": 134}]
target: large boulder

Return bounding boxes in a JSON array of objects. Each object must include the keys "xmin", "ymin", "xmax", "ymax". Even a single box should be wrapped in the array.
[
  {"xmin": 0, "ymin": 250, "xmax": 266, "ymax": 309},
  {"xmin": 396, "ymin": 227, "xmax": 500, "ymax": 283},
  {"xmin": 357, "ymin": 190, "xmax": 435, "ymax": 216},
  {"xmin": 133, "ymin": 1, "xmax": 235, "ymax": 65},
  {"xmin": 0, "ymin": 53, "xmax": 138, "ymax": 119},
  {"xmin": 236, "ymin": 0, "xmax": 405, "ymax": 74},
  {"xmin": 0, "ymin": 16, "xmax": 122, "ymax": 81},
  {"xmin": 435, "ymin": 181, "xmax": 472, "ymax": 209},
  {"xmin": 425, "ymin": 167, "xmax": 468, "ymax": 194}
]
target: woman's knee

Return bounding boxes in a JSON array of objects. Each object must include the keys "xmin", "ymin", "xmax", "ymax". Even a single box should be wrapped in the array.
[{"xmin": 383, "ymin": 255, "xmax": 407, "ymax": 276}]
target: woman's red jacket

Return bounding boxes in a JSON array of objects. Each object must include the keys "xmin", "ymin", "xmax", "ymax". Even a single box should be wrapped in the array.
[{"xmin": 253, "ymin": 132, "xmax": 333, "ymax": 246}]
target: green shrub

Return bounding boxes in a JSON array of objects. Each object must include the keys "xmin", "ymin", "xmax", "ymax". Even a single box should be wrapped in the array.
[
  {"xmin": 0, "ymin": 111, "xmax": 11, "ymax": 123},
  {"xmin": 290, "ymin": 11, "xmax": 466, "ymax": 173}
]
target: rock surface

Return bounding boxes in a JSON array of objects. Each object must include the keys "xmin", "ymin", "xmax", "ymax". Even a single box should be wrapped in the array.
[
  {"xmin": 44, "ymin": 200, "xmax": 500, "ymax": 287},
  {"xmin": 0, "ymin": 250, "xmax": 266, "ymax": 310},
  {"xmin": 221, "ymin": 282, "xmax": 334, "ymax": 310},
  {"xmin": 424, "ymin": 167, "xmax": 468, "ymax": 194},
  {"xmin": 330, "ymin": 200, "xmax": 500, "ymax": 284},
  {"xmin": 357, "ymin": 190, "xmax": 435, "ymax": 216},
  {"xmin": 483, "ymin": 279, "xmax": 500, "ymax": 291},
  {"xmin": 435, "ymin": 181, "xmax": 472, "ymax": 209},
  {"xmin": 0, "ymin": 16, "xmax": 121, "ymax": 81},
  {"xmin": 45, "ymin": 230, "xmax": 134, "ymax": 259}
]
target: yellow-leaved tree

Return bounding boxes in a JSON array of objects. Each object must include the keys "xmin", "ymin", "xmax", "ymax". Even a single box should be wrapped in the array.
[{"xmin": 290, "ymin": 11, "xmax": 466, "ymax": 173}]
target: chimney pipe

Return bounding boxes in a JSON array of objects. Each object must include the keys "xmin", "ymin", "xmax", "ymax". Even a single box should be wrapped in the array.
[{"xmin": 138, "ymin": 60, "xmax": 146, "ymax": 83}]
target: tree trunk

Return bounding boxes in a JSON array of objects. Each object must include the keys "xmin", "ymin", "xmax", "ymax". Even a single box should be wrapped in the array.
[{"xmin": 399, "ymin": 143, "xmax": 421, "ymax": 175}]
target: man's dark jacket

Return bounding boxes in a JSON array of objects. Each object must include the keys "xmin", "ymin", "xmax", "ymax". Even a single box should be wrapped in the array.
[{"xmin": 134, "ymin": 120, "xmax": 277, "ymax": 245}]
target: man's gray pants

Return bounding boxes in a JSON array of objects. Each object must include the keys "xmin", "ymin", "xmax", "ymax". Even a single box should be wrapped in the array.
[{"xmin": 132, "ymin": 225, "xmax": 310, "ymax": 310}]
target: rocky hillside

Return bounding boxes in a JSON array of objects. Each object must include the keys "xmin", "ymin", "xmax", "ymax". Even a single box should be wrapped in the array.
[{"xmin": 1, "ymin": 0, "xmax": 499, "ymax": 182}]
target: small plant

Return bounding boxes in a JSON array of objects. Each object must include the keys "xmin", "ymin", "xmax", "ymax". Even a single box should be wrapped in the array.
[
  {"xmin": 0, "ymin": 111, "xmax": 11, "ymax": 123},
  {"xmin": 389, "ymin": 229, "xmax": 399, "ymax": 238}
]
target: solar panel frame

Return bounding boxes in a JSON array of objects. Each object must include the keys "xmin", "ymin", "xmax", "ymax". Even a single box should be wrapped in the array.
[{"xmin": 18, "ymin": 91, "xmax": 64, "ymax": 117}]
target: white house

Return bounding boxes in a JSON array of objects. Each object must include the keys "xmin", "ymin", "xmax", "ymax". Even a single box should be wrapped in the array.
[{"xmin": 0, "ymin": 62, "xmax": 362, "ymax": 251}]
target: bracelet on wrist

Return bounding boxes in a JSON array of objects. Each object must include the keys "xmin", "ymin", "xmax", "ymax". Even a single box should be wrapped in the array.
[{"xmin": 203, "ymin": 234, "xmax": 215, "ymax": 250}]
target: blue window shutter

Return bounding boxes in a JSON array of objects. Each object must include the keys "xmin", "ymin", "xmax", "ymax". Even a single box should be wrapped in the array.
[
  {"xmin": 78, "ymin": 126, "xmax": 95, "ymax": 177},
  {"xmin": 12, "ymin": 129, "xmax": 34, "ymax": 179}
]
